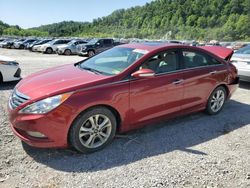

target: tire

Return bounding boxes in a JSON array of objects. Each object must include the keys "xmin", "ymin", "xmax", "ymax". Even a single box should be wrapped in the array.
[
  {"xmin": 45, "ymin": 47, "xmax": 53, "ymax": 54},
  {"xmin": 206, "ymin": 86, "xmax": 227, "ymax": 115},
  {"xmin": 69, "ymin": 107, "xmax": 117, "ymax": 153},
  {"xmin": 19, "ymin": 45, "xmax": 24, "ymax": 49},
  {"xmin": 88, "ymin": 50, "xmax": 95, "ymax": 57},
  {"xmin": 64, "ymin": 49, "xmax": 71, "ymax": 55}
]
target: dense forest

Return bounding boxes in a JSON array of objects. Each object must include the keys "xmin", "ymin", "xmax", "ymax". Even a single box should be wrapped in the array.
[{"xmin": 1, "ymin": 0, "xmax": 250, "ymax": 41}]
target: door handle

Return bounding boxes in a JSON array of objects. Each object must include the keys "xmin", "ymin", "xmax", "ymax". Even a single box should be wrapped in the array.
[
  {"xmin": 209, "ymin": 71, "xmax": 217, "ymax": 75},
  {"xmin": 172, "ymin": 79, "xmax": 184, "ymax": 85}
]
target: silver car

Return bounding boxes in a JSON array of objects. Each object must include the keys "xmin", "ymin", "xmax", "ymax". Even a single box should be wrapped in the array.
[
  {"xmin": 231, "ymin": 45, "xmax": 250, "ymax": 82},
  {"xmin": 56, "ymin": 40, "xmax": 87, "ymax": 55},
  {"xmin": 39, "ymin": 39, "xmax": 71, "ymax": 54}
]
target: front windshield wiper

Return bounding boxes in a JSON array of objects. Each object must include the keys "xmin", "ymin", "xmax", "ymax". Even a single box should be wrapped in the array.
[{"xmin": 79, "ymin": 65, "xmax": 105, "ymax": 75}]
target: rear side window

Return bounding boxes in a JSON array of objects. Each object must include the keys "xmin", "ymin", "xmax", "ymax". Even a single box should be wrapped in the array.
[{"xmin": 182, "ymin": 51, "xmax": 209, "ymax": 68}]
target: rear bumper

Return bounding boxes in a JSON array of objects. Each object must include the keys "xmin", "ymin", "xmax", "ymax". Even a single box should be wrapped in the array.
[{"xmin": 227, "ymin": 76, "xmax": 239, "ymax": 99}]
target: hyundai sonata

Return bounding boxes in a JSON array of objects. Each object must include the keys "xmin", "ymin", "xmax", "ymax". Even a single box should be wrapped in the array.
[{"xmin": 8, "ymin": 43, "xmax": 238, "ymax": 153}]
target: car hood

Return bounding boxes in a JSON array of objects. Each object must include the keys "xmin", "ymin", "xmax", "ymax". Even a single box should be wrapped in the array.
[
  {"xmin": 0, "ymin": 55, "xmax": 15, "ymax": 62},
  {"xmin": 16, "ymin": 63, "xmax": 110, "ymax": 99},
  {"xmin": 231, "ymin": 53, "xmax": 250, "ymax": 61},
  {"xmin": 85, "ymin": 44, "xmax": 95, "ymax": 48},
  {"xmin": 40, "ymin": 44, "xmax": 51, "ymax": 47},
  {"xmin": 57, "ymin": 44, "xmax": 69, "ymax": 49}
]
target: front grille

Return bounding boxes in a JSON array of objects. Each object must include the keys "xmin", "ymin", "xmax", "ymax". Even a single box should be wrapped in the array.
[{"xmin": 9, "ymin": 89, "xmax": 30, "ymax": 109}]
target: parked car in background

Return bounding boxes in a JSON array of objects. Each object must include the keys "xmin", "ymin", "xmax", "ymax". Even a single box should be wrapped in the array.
[
  {"xmin": 14, "ymin": 39, "xmax": 37, "ymax": 49},
  {"xmin": 8, "ymin": 39, "xmax": 24, "ymax": 49},
  {"xmin": 79, "ymin": 38, "xmax": 122, "ymax": 57},
  {"xmin": 38, "ymin": 39, "xmax": 71, "ymax": 54},
  {"xmin": 56, "ymin": 39, "xmax": 88, "ymax": 55},
  {"xmin": 28, "ymin": 39, "xmax": 52, "ymax": 51},
  {"xmin": 0, "ymin": 39, "xmax": 16, "ymax": 48},
  {"xmin": 231, "ymin": 45, "xmax": 250, "ymax": 82},
  {"xmin": 8, "ymin": 43, "xmax": 238, "ymax": 153},
  {"xmin": 0, "ymin": 55, "xmax": 21, "ymax": 82}
]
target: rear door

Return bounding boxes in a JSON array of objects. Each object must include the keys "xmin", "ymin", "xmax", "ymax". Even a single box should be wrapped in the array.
[{"xmin": 180, "ymin": 49, "xmax": 228, "ymax": 110}]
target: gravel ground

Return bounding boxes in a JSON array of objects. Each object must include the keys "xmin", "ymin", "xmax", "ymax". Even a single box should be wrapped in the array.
[{"xmin": 0, "ymin": 49, "xmax": 249, "ymax": 188}]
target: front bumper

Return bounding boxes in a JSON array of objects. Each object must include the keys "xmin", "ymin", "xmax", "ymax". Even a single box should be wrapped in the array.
[
  {"xmin": 79, "ymin": 51, "xmax": 88, "ymax": 56},
  {"xmin": 56, "ymin": 49, "xmax": 64, "ymax": 55},
  {"xmin": 8, "ymin": 103, "xmax": 76, "ymax": 148}
]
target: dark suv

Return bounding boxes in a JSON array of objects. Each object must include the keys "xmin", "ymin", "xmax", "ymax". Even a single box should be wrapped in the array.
[{"xmin": 79, "ymin": 38, "xmax": 121, "ymax": 57}]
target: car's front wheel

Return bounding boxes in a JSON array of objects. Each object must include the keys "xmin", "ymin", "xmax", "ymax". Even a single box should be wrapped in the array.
[
  {"xmin": 206, "ymin": 86, "xmax": 227, "ymax": 115},
  {"xmin": 69, "ymin": 107, "xmax": 117, "ymax": 153},
  {"xmin": 88, "ymin": 50, "xmax": 95, "ymax": 57},
  {"xmin": 64, "ymin": 49, "xmax": 71, "ymax": 55},
  {"xmin": 45, "ymin": 47, "xmax": 53, "ymax": 54}
]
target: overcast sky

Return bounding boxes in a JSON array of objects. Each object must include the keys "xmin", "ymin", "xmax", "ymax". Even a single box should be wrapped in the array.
[{"xmin": 0, "ymin": 0, "xmax": 152, "ymax": 28}]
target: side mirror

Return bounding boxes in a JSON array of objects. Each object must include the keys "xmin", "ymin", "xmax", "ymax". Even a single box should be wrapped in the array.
[
  {"xmin": 96, "ymin": 42, "xmax": 100, "ymax": 46},
  {"xmin": 131, "ymin": 69, "xmax": 155, "ymax": 79}
]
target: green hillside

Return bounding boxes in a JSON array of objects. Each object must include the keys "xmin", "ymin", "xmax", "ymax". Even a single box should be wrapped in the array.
[{"xmin": 2, "ymin": 0, "xmax": 250, "ymax": 41}]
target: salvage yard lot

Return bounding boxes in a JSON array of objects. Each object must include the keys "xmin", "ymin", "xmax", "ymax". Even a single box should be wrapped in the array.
[{"xmin": 0, "ymin": 49, "xmax": 250, "ymax": 188}]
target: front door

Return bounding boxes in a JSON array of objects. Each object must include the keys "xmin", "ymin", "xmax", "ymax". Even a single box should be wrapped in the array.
[{"xmin": 129, "ymin": 50, "xmax": 184, "ymax": 127}]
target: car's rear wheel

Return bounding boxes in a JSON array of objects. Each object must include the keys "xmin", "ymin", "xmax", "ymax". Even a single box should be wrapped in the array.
[
  {"xmin": 19, "ymin": 45, "xmax": 24, "ymax": 49},
  {"xmin": 45, "ymin": 47, "xmax": 53, "ymax": 54},
  {"xmin": 64, "ymin": 49, "xmax": 71, "ymax": 55},
  {"xmin": 88, "ymin": 50, "xmax": 95, "ymax": 57},
  {"xmin": 69, "ymin": 107, "xmax": 117, "ymax": 153},
  {"xmin": 206, "ymin": 86, "xmax": 227, "ymax": 115}
]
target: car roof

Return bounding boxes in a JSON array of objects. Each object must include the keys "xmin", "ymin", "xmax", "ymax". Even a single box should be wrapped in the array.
[
  {"xmin": 119, "ymin": 42, "xmax": 233, "ymax": 60},
  {"xmin": 119, "ymin": 42, "xmax": 183, "ymax": 52}
]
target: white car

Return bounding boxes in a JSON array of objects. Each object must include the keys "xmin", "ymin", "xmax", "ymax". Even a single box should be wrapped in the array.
[
  {"xmin": 231, "ymin": 45, "xmax": 250, "ymax": 82},
  {"xmin": 0, "ymin": 55, "xmax": 21, "ymax": 82},
  {"xmin": 32, "ymin": 44, "xmax": 43, "ymax": 52}
]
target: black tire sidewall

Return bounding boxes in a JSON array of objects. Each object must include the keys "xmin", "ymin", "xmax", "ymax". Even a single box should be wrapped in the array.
[
  {"xmin": 64, "ymin": 49, "xmax": 71, "ymax": 55},
  {"xmin": 69, "ymin": 107, "xmax": 117, "ymax": 153},
  {"xmin": 88, "ymin": 50, "xmax": 95, "ymax": 57},
  {"xmin": 206, "ymin": 86, "xmax": 227, "ymax": 115},
  {"xmin": 46, "ymin": 48, "xmax": 53, "ymax": 54}
]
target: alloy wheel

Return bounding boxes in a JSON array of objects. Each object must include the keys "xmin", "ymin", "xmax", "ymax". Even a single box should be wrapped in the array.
[
  {"xmin": 210, "ymin": 89, "xmax": 225, "ymax": 113},
  {"xmin": 78, "ymin": 114, "xmax": 112, "ymax": 148}
]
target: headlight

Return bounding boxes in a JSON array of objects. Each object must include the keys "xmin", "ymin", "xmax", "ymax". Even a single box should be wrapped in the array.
[
  {"xmin": 19, "ymin": 93, "xmax": 72, "ymax": 114},
  {"xmin": 0, "ymin": 61, "xmax": 19, "ymax": 66}
]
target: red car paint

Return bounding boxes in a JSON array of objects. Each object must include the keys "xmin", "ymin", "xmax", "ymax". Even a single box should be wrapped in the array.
[{"xmin": 8, "ymin": 44, "xmax": 238, "ymax": 148}]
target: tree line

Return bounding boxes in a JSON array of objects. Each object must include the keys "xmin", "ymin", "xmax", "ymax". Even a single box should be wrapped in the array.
[{"xmin": 1, "ymin": 0, "xmax": 250, "ymax": 41}]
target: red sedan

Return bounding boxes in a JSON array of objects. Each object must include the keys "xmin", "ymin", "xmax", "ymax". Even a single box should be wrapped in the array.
[{"xmin": 8, "ymin": 43, "xmax": 239, "ymax": 153}]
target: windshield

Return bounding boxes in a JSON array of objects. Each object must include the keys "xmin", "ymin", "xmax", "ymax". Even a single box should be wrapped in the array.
[
  {"xmin": 67, "ymin": 40, "xmax": 77, "ymax": 45},
  {"xmin": 47, "ymin": 40, "xmax": 56, "ymax": 45},
  {"xmin": 87, "ymin": 39, "xmax": 98, "ymax": 45},
  {"xmin": 79, "ymin": 47, "xmax": 148, "ymax": 75}
]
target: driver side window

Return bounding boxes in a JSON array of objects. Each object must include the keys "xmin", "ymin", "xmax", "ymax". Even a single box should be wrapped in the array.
[{"xmin": 140, "ymin": 51, "xmax": 179, "ymax": 74}]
